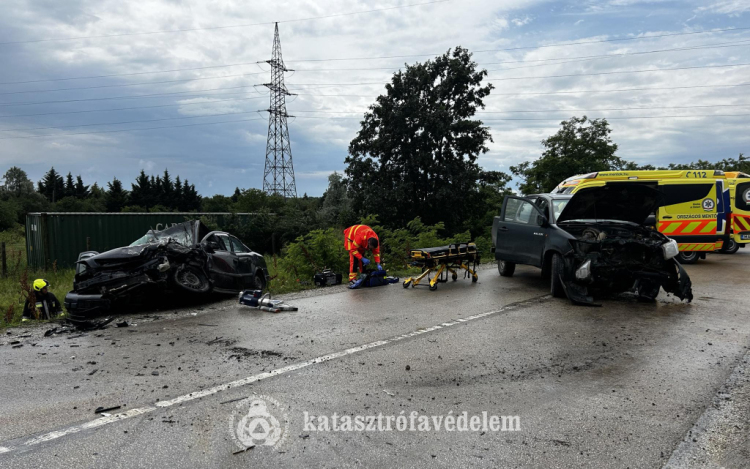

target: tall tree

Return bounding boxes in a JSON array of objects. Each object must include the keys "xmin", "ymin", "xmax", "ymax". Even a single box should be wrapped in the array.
[
  {"xmin": 1, "ymin": 166, "xmax": 34, "ymax": 196},
  {"xmin": 74, "ymin": 175, "xmax": 89, "ymax": 199},
  {"xmin": 345, "ymin": 47, "xmax": 496, "ymax": 232},
  {"xmin": 105, "ymin": 178, "xmax": 129, "ymax": 212},
  {"xmin": 130, "ymin": 170, "xmax": 152, "ymax": 208},
  {"xmin": 37, "ymin": 167, "xmax": 65, "ymax": 203},
  {"xmin": 173, "ymin": 176, "xmax": 183, "ymax": 211},
  {"xmin": 510, "ymin": 116, "xmax": 628, "ymax": 194},
  {"xmin": 64, "ymin": 172, "xmax": 75, "ymax": 198}
]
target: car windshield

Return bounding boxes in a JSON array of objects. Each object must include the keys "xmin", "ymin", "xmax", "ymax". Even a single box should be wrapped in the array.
[
  {"xmin": 551, "ymin": 199, "xmax": 570, "ymax": 220},
  {"xmin": 129, "ymin": 222, "xmax": 195, "ymax": 247}
]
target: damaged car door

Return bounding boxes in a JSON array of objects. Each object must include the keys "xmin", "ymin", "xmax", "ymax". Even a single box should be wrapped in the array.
[{"xmin": 202, "ymin": 234, "xmax": 241, "ymax": 292}]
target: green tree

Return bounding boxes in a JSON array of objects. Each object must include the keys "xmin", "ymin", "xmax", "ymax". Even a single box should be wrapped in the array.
[
  {"xmin": 0, "ymin": 199, "xmax": 19, "ymax": 230},
  {"xmin": 130, "ymin": 170, "xmax": 152, "ymax": 208},
  {"xmin": 511, "ymin": 116, "xmax": 630, "ymax": 194},
  {"xmin": 318, "ymin": 172, "xmax": 354, "ymax": 228},
  {"xmin": 37, "ymin": 167, "xmax": 65, "ymax": 203},
  {"xmin": 345, "ymin": 47, "xmax": 496, "ymax": 233},
  {"xmin": 666, "ymin": 153, "xmax": 749, "ymax": 172},
  {"xmin": 1, "ymin": 167, "xmax": 35, "ymax": 196},
  {"xmin": 105, "ymin": 178, "xmax": 129, "ymax": 212},
  {"xmin": 64, "ymin": 172, "xmax": 75, "ymax": 198},
  {"xmin": 74, "ymin": 175, "xmax": 89, "ymax": 199}
]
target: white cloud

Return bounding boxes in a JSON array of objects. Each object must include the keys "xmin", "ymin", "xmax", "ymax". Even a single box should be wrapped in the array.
[{"xmin": 696, "ymin": 1, "xmax": 750, "ymax": 16}]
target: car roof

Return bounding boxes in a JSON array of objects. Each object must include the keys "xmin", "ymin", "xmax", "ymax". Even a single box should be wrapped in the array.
[{"xmin": 526, "ymin": 193, "xmax": 573, "ymax": 200}]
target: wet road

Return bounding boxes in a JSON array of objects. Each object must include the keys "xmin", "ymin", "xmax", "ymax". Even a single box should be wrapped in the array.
[{"xmin": 1, "ymin": 252, "xmax": 749, "ymax": 468}]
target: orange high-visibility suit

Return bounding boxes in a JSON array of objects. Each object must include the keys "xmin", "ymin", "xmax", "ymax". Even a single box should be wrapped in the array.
[{"xmin": 343, "ymin": 225, "xmax": 381, "ymax": 281}]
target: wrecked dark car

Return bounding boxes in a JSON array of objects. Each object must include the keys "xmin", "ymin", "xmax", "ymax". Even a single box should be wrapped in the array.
[
  {"xmin": 65, "ymin": 221, "xmax": 269, "ymax": 322},
  {"xmin": 492, "ymin": 184, "xmax": 693, "ymax": 305}
]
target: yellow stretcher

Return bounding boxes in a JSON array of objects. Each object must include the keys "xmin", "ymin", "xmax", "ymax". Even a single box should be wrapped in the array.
[{"xmin": 402, "ymin": 242, "xmax": 479, "ymax": 291}]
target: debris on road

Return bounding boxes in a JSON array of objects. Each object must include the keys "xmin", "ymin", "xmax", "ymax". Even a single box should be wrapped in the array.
[
  {"xmin": 232, "ymin": 445, "xmax": 255, "ymax": 455},
  {"xmin": 116, "ymin": 321, "xmax": 129, "ymax": 328},
  {"xmin": 95, "ymin": 405, "xmax": 121, "ymax": 414}
]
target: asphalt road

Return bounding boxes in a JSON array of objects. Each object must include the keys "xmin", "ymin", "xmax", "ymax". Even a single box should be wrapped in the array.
[{"xmin": 1, "ymin": 252, "xmax": 749, "ymax": 468}]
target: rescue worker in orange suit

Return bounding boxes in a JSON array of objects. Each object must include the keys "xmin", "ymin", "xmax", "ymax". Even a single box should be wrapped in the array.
[{"xmin": 343, "ymin": 225, "xmax": 382, "ymax": 284}]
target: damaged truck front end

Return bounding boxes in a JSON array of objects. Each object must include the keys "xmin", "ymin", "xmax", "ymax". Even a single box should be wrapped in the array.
[{"xmin": 558, "ymin": 222, "xmax": 693, "ymax": 305}]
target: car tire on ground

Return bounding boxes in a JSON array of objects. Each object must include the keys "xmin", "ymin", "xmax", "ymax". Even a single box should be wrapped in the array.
[
  {"xmin": 719, "ymin": 239, "xmax": 740, "ymax": 254},
  {"xmin": 550, "ymin": 253, "xmax": 566, "ymax": 298},
  {"xmin": 498, "ymin": 260, "xmax": 516, "ymax": 277},
  {"xmin": 676, "ymin": 251, "xmax": 699, "ymax": 264}
]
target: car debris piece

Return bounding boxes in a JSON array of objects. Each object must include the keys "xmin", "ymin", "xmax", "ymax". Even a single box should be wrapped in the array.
[
  {"xmin": 116, "ymin": 321, "xmax": 129, "ymax": 328},
  {"xmin": 493, "ymin": 184, "xmax": 694, "ymax": 305},
  {"xmin": 64, "ymin": 221, "xmax": 270, "ymax": 323},
  {"xmin": 95, "ymin": 405, "xmax": 121, "ymax": 414},
  {"xmin": 232, "ymin": 445, "xmax": 255, "ymax": 455}
]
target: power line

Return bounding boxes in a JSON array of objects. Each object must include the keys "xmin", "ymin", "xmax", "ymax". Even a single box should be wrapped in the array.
[
  {"xmin": 293, "ymin": 113, "xmax": 750, "ymax": 121},
  {"xmin": 3, "ymin": 80, "xmax": 749, "ymax": 109},
  {"xmin": 0, "ymin": 96, "xmax": 266, "ymax": 118},
  {"xmin": 278, "ymin": 62, "xmax": 750, "ymax": 88},
  {"xmin": 0, "ymin": 86, "xmax": 265, "ymax": 107},
  {"xmin": 488, "ymin": 61, "xmax": 750, "ymax": 81},
  {"xmin": 0, "ymin": 0, "xmax": 450, "ymax": 46},
  {"xmin": 0, "ymin": 72, "xmax": 265, "ymax": 96},
  {"xmin": 0, "ymin": 110, "xmax": 263, "ymax": 133},
  {"xmin": 0, "ymin": 117, "xmax": 266, "ymax": 140},
  {"xmin": 290, "ymin": 103, "xmax": 750, "ymax": 115},
  {"xmin": 284, "ymin": 27, "xmax": 750, "ymax": 63},
  {"xmin": 5, "ymin": 37, "xmax": 749, "ymax": 86}
]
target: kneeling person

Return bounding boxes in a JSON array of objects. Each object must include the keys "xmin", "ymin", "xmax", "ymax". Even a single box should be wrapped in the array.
[
  {"xmin": 23, "ymin": 279, "xmax": 63, "ymax": 320},
  {"xmin": 343, "ymin": 225, "xmax": 382, "ymax": 284}
]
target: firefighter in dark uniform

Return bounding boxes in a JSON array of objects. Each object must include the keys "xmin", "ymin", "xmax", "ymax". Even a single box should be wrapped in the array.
[{"xmin": 22, "ymin": 279, "xmax": 63, "ymax": 320}]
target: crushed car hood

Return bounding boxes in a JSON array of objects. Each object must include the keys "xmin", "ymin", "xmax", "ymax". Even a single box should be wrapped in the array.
[{"xmin": 557, "ymin": 183, "xmax": 664, "ymax": 225}]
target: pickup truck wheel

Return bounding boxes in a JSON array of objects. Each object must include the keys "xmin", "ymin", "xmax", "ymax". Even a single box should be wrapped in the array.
[
  {"xmin": 676, "ymin": 251, "xmax": 699, "ymax": 264},
  {"xmin": 550, "ymin": 253, "xmax": 566, "ymax": 298},
  {"xmin": 719, "ymin": 239, "xmax": 739, "ymax": 254},
  {"xmin": 498, "ymin": 260, "xmax": 516, "ymax": 277}
]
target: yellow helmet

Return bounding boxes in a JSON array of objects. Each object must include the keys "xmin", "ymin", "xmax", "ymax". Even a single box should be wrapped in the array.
[{"xmin": 33, "ymin": 279, "xmax": 49, "ymax": 292}]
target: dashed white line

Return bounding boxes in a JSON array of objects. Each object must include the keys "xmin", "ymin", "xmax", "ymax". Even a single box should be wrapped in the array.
[{"xmin": 1, "ymin": 295, "xmax": 549, "ymax": 456}]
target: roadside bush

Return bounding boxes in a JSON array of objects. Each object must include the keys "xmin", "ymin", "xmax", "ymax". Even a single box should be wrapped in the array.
[{"xmin": 278, "ymin": 228, "xmax": 349, "ymax": 281}]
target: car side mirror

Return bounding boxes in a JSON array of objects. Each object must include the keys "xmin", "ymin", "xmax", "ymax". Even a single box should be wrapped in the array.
[
  {"xmin": 202, "ymin": 241, "xmax": 219, "ymax": 253},
  {"xmin": 537, "ymin": 215, "xmax": 549, "ymax": 227},
  {"xmin": 644, "ymin": 215, "xmax": 656, "ymax": 227}
]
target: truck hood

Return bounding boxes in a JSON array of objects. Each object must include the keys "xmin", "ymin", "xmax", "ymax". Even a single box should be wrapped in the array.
[{"xmin": 557, "ymin": 183, "xmax": 664, "ymax": 225}]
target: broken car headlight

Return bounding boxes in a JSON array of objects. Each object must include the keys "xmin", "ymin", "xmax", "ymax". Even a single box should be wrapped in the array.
[
  {"xmin": 575, "ymin": 260, "xmax": 592, "ymax": 281},
  {"xmin": 662, "ymin": 239, "xmax": 679, "ymax": 260}
]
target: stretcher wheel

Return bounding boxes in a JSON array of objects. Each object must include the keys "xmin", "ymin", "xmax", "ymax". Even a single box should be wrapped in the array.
[
  {"xmin": 472, "ymin": 275, "xmax": 478, "ymax": 283},
  {"xmin": 429, "ymin": 283, "xmax": 438, "ymax": 291},
  {"xmin": 403, "ymin": 280, "xmax": 412, "ymax": 289},
  {"xmin": 452, "ymin": 273, "xmax": 458, "ymax": 281}
]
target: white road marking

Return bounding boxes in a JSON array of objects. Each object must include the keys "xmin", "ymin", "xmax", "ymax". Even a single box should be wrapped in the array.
[{"xmin": 0, "ymin": 295, "xmax": 549, "ymax": 456}]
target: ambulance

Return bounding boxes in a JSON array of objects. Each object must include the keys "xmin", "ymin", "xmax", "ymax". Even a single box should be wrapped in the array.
[
  {"xmin": 724, "ymin": 172, "xmax": 750, "ymax": 253},
  {"xmin": 551, "ymin": 170, "xmax": 737, "ymax": 264}
]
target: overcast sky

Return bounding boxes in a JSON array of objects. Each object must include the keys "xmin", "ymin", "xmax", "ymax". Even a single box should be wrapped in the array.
[{"xmin": 0, "ymin": 0, "xmax": 748, "ymax": 197}]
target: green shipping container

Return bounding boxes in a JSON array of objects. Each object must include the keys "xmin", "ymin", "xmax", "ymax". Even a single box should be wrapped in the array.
[{"xmin": 25, "ymin": 212, "xmax": 257, "ymax": 270}]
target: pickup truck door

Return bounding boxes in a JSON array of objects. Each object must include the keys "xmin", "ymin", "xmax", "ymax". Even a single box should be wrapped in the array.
[{"xmin": 494, "ymin": 196, "xmax": 547, "ymax": 266}]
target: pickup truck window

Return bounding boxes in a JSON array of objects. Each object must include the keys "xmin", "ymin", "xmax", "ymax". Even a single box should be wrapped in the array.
[{"xmin": 504, "ymin": 198, "xmax": 536, "ymax": 224}]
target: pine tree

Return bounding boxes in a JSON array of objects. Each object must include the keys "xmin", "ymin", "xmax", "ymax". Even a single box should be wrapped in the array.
[
  {"xmin": 37, "ymin": 167, "xmax": 65, "ymax": 203},
  {"xmin": 173, "ymin": 176, "xmax": 183, "ymax": 211},
  {"xmin": 64, "ymin": 173, "xmax": 75, "ymax": 198},
  {"xmin": 105, "ymin": 178, "xmax": 129, "ymax": 212},
  {"xmin": 161, "ymin": 170, "xmax": 174, "ymax": 208},
  {"xmin": 74, "ymin": 175, "xmax": 89, "ymax": 199},
  {"xmin": 130, "ymin": 170, "xmax": 152, "ymax": 208}
]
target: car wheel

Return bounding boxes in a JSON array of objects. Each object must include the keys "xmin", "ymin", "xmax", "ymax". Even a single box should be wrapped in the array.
[
  {"xmin": 254, "ymin": 272, "xmax": 267, "ymax": 291},
  {"xmin": 676, "ymin": 251, "xmax": 699, "ymax": 264},
  {"xmin": 498, "ymin": 260, "xmax": 516, "ymax": 277},
  {"xmin": 550, "ymin": 253, "xmax": 566, "ymax": 298},
  {"xmin": 174, "ymin": 266, "xmax": 211, "ymax": 294},
  {"xmin": 719, "ymin": 239, "xmax": 740, "ymax": 254}
]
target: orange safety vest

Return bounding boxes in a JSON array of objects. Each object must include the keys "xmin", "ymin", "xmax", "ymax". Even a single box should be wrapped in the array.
[{"xmin": 343, "ymin": 225, "xmax": 381, "ymax": 263}]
